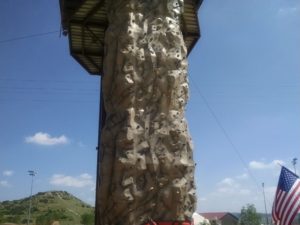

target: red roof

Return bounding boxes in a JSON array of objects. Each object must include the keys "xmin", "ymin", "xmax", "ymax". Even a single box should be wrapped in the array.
[{"xmin": 200, "ymin": 212, "xmax": 234, "ymax": 220}]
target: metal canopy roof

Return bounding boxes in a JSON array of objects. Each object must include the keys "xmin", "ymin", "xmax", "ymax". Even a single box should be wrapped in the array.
[{"xmin": 60, "ymin": 0, "xmax": 202, "ymax": 75}]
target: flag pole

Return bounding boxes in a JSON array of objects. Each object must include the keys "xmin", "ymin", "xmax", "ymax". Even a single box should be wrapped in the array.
[
  {"xmin": 292, "ymin": 158, "xmax": 297, "ymax": 175},
  {"xmin": 276, "ymin": 162, "xmax": 283, "ymax": 168},
  {"xmin": 262, "ymin": 182, "xmax": 269, "ymax": 225}
]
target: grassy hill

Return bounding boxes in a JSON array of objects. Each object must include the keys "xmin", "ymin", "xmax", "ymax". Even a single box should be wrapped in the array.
[{"xmin": 0, "ymin": 191, "xmax": 94, "ymax": 225}]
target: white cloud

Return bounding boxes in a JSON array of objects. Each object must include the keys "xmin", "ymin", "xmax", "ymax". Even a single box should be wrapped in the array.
[
  {"xmin": 216, "ymin": 177, "xmax": 251, "ymax": 196},
  {"xmin": 50, "ymin": 173, "xmax": 94, "ymax": 188},
  {"xmin": 197, "ymin": 174, "xmax": 261, "ymax": 212},
  {"xmin": 80, "ymin": 173, "xmax": 93, "ymax": 179},
  {"xmin": 249, "ymin": 160, "xmax": 284, "ymax": 170},
  {"xmin": 218, "ymin": 177, "xmax": 236, "ymax": 187},
  {"xmin": 0, "ymin": 180, "xmax": 10, "ymax": 187},
  {"xmin": 3, "ymin": 170, "xmax": 14, "ymax": 176},
  {"xmin": 199, "ymin": 197, "xmax": 207, "ymax": 202},
  {"xmin": 236, "ymin": 173, "xmax": 248, "ymax": 180},
  {"xmin": 239, "ymin": 189, "xmax": 251, "ymax": 195},
  {"xmin": 25, "ymin": 132, "xmax": 69, "ymax": 146},
  {"xmin": 278, "ymin": 7, "xmax": 298, "ymax": 16}
]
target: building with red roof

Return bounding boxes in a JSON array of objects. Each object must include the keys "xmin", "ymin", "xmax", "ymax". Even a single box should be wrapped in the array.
[{"xmin": 200, "ymin": 212, "xmax": 238, "ymax": 225}]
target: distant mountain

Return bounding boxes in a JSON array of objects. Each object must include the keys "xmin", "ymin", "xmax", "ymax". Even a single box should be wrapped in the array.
[{"xmin": 0, "ymin": 191, "xmax": 94, "ymax": 225}]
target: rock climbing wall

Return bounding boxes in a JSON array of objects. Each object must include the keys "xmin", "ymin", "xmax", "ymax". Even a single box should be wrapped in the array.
[{"xmin": 98, "ymin": 0, "xmax": 196, "ymax": 224}]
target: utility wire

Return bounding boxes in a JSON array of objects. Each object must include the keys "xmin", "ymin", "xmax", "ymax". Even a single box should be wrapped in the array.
[
  {"xmin": 0, "ymin": 86, "xmax": 99, "ymax": 92},
  {"xmin": 0, "ymin": 98, "xmax": 98, "ymax": 104},
  {"xmin": 0, "ymin": 30, "xmax": 60, "ymax": 44},
  {"xmin": 0, "ymin": 78, "xmax": 99, "ymax": 84},
  {"xmin": 190, "ymin": 76, "xmax": 260, "ymax": 189}
]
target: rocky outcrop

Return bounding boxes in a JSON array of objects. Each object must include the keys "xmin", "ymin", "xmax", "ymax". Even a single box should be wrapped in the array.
[{"xmin": 98, "ymin": 0, "xmax": 196, "ymax": 224}]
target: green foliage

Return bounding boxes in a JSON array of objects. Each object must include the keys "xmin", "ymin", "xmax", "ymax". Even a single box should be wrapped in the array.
[
  {"xmin": 21, "ymin": 218, "xmax": 28, "ymax": 224},
  {"xmin": 0, "ymin": 191, "xmax": 94, "ymax": 225},
  {"xmin": 6, "ymin": 215, "xmax": 22, "ymax": 223},
  {"xmin": 10, "ymin": 205, "xmax": 27, "ymax": 215},
  {"xmin": 36, "ymin": 209, "xmax": 69, "ymax": 225},
  {"xmin": 0, "ymin": 214, "xmax": 4, "ymax": 223},
  {"xmin": 80, "ymin": 213, "xmax": 94, "ymax": 225},
  {"xmin": 239, "ymin": 204, "xmax": 261, "ymax": 225},
  {"xmin": 32, "ymin": 206, "xmax": 39, "ymax": 213},
  {"xmin": 39, "ymin": 198, "xmax": 49, "ymax": 204},
  {"xmin": 210, "ymin": 220, "xmax": 217, "ymax": 225},
  {"xmin": 200, "ymin": 221, "xmax": 210, "ymax": 225}
]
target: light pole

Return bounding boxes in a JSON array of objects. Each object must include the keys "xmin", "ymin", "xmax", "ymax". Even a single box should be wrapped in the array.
[
  {"xmin": 27, "ymin": 170, "xmax": 36, "ymax": 225},
  {"xmin": 262, "ymin": 182, "xmax": 269, "ymax": 225},
  {"xmin": 292, "ymin": 158, "xmax": 297, "ymax": 175}
]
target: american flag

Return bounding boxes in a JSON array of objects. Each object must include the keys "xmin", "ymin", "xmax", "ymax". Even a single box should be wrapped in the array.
[{"xmin": 272, "ymin": 166, "xmax": 300, "ymax": 225}]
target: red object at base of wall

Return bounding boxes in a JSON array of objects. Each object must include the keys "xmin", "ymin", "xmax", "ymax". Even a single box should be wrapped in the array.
[{"xmin": 144, "ymin": 221, "xmax": 192, "ymax": 225}]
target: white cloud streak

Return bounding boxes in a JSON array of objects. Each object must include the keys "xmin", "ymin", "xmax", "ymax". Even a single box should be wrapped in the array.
[
  {"xmin": 50, "ymin": 173, "xmax": 94, "ymax": 188},
  {"xmin": 216, "ymin": 177, "xmax": 251, "ymax": 196},
  {"xmin": 25, "ymin": 132, "xmax": 69, "ymax": 146},
  {"xmin": 197, "ymin": 172, "xmax": 278, "ymax": 212},
  {"xmin": 218, "ymin": 177, "xmax": 236, "ymax": 187},
  {"xmin": 249, "ymin": 160, "xmax": 284, "ymax": 170},
  {"xmin": 236, "ymin": 173, "xmax": 248, "ymax": 180},
  {"xmin": 198, "ymin": 197, "xmax": 207, "ymax": 202},
  {"xmin": 0, "ymin": 180, "xmax": 10, "ymax": 187},
  {"xmin": 3, "ymin": 170, "xmax": 14, "ymax": 176},
  {"xmin": 278, "ymin": 7, "xmax": 298, "ymax": 16}
]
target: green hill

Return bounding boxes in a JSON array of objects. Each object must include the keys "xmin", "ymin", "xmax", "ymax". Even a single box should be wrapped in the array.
[{"xmin": 0, "ymin": 191, "xmax": 94, "ymax": 225}]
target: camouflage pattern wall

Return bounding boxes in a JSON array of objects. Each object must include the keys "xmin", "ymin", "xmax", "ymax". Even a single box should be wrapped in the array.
[{"xmin": 98, "ymin": 0, "xmax": 196, "ymax": 224}]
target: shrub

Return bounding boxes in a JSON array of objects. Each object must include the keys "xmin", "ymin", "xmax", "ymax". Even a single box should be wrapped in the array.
[
  {"xmin": 80, "ymin": 213, "xmax": 94, "ymax": 225},
  {"xmin": 35, "ymin": 209, "xmax": 69, "ymax": 225}
]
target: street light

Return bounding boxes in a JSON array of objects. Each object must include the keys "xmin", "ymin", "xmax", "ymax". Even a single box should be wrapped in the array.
[
  {"xmin": 27, "ymin": 170, "xmax": 36, "ymax": 225},
  {"xmin": 292, "ymin": 158, "xmax": 297, "ymax": 175}
]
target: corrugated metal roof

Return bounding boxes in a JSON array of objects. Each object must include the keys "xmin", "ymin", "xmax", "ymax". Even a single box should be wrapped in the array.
[
  {"xmin": 196, "ymin": 0, "xmax": 204, "ymax": 9},
  {"xmin": 60, "ymin": 0, "xmax": 201, "ymax": 75}
]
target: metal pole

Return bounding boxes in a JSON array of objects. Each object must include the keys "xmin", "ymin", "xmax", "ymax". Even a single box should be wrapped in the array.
[
  {"xmin": 27, "ymin": 170, "xmax": 36, "ymax": 225},
  {"xmin": 292, "ymin": 158, "xmax": 297, "ymax": 175},
  {"xmin": 262, "ymin": 182, "xmax": 269, "ymax": 225}
]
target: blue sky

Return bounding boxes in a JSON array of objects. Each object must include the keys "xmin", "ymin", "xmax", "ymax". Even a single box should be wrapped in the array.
[{"xmin": 0, "ymin": 0, "xmax": 299, "ymax": 214}]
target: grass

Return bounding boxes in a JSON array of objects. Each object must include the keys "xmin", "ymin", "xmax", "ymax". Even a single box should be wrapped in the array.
[{"xmin": 0, "ymin": 191, "xmax": 94, "ymax": 225}]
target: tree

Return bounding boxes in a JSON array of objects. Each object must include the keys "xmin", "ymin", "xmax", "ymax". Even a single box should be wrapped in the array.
[
  {"xmin": 35, "ymin": 209, "xmax": 68, "ymax": 225},
  {"xmin": 0, "ymin": 213, "xmax": 4, "ymax": 224},
  {"xmin": 239, "ymin": 204, "xmax": 261, "ymax": 225},
  {"xmin": 6, "ymin": 215, "xmax": 21, "ymax": 224},
  {"xmin": 80, "ymin": 213, "xmax": 94, "ymax": 225}
]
